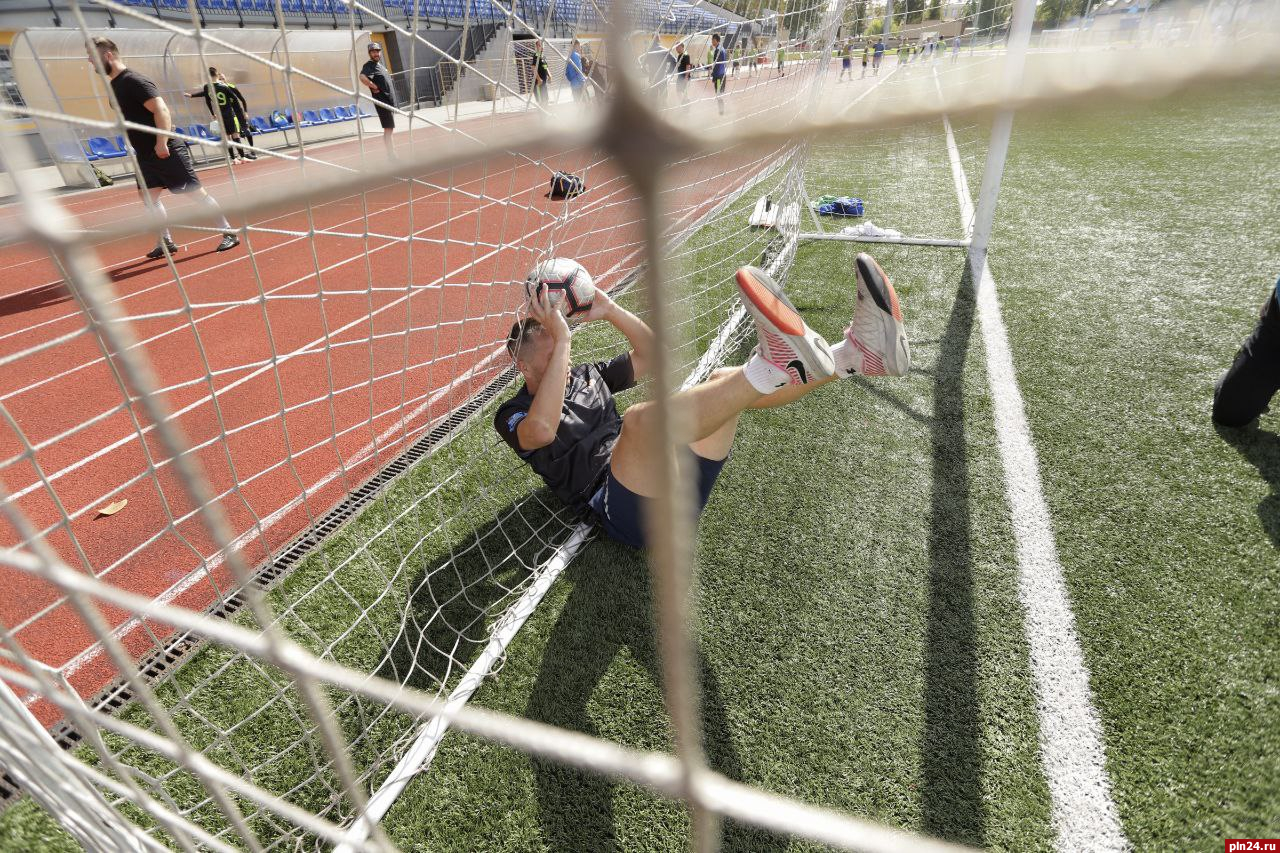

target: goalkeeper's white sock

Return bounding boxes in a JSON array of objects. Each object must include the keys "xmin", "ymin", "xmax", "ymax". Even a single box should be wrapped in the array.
[
  {"xmin": 742, "ymin": 351, "xmax": 790, "ymax": 393},
  {"xmin": 153, "ymin": 199, "xmax": 173, "ymax": 243},
  {"xmin": 830, "ymin": 338, "xmax": 858, "ymax": 377}
]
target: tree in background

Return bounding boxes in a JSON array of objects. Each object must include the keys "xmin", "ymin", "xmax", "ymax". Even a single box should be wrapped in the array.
[
  {"xmin": 964, "ymin": 0, "xmax": 1011, "ymax": 32},
  {"xmin": 1035, "ymin": 0, "xmax": 1089, "ymax": 28},
  {"xmin": 926, "ymin": 0, "xmax": 942, "ymax": 21},
  {"xmin": 903, "ymin": 0, "xmax": 927, "ymax": 23},
  {"xmin": 842, "ymin": 0, "xmax": 869, "ymax": 36}
]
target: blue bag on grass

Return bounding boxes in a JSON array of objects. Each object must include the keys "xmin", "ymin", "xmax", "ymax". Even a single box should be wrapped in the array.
[{"xmin": 816, "ymin": 196, "xmax": 864, "ymax": 217}]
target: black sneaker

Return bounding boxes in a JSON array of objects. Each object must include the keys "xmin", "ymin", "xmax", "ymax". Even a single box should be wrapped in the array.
[
  {"xmin": 146, "ymin": 238, "xmax": 178, "ymax": 260},
  {"xmin": 216, "ymin": 233, "xmax": 240, "ymax": 252}
]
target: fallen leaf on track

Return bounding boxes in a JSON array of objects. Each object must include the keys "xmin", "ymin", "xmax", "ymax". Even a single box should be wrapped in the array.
[{"xmin": 97, "ymin": 499, "xmax": 128, "ymax": 517}]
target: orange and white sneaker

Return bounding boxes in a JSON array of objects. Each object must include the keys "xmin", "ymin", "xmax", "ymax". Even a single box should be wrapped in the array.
[
  {"xmin": 735, "ymin": 265, "xmax": 835, "ymax": 388},
  {"xmin": 838, "ymin": 253, "xmax": 910, "ymax": 377}
]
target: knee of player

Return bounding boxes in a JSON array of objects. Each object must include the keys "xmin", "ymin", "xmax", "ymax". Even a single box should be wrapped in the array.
[
  {"xmin": 709, "ymin": 366, "xmax": 736, "ymax": 383},
  {"xmin": 622, "ymin": 400, "xmax": 654, "ymax": 433}
]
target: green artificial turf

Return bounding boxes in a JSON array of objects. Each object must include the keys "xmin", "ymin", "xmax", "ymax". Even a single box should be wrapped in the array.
[
  {"xmin": 968, "ymin": 80, "xmax": 1280, "ymax": 849},
  {"xmin": 3, "ymin": 77, "xmax": 1277, "ymax": 853}
]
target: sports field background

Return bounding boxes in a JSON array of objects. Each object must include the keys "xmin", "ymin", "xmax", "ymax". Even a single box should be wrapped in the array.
[{"xmin": 1, "ymin": 80, "xmax": 1277, "ymax": 851}]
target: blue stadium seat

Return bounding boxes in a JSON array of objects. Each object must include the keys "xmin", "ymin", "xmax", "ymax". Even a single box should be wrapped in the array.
[
  {"xmin": 318, "ymin": 108, "xmax": 339, "ymax": 123},
  {"xmin": 88, "ymin": 136, "xmax": 128, "ymax": 159},
  {"xmin": 333, "ymin": 106, "xmax": 354, "ymax": 121},
  {"xmin": 271, "ymin": 112, "xmax": 295, "ymax": 130},
  {"xmin": 250, "ymin": 115, "xmax": 277, "ymax": 133},
  {"xmin": 80, "ymin": 144, "xmax": 101, "ymax": 162},
  {"xmin": 351, "ymin": 102, "xmax": 374, "ymax": 117},
  {"xmin": 192, "ymin": 123, "xmax": 219, "ymax": 142}
]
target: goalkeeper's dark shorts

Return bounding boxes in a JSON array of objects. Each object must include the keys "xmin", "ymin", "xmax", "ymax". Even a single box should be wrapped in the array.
[
  {"xmin": 1214, "ymin": 277, "xmax": 1280, "ymax": 428},
  {"xmin": 588, "ymin": 452, "xmax": 727, "ymax": 549}
]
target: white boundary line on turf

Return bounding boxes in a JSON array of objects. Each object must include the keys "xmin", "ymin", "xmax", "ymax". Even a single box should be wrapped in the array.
[{"xmin": 937, "ymin": 80, "xmax": 1128, "ymax": 852}]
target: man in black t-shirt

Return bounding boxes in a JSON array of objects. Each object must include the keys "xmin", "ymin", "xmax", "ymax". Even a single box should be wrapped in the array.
[
  {"xmin": 89, "ymin": 36, "xmax": 239, "ymax": 260},
  {"xmin": 359, "ymin": 42, "xmax": 396, "ymax": 156},
  {"xmin": 496, "ymin": 254, "xmax": 913, "ymax": 549}
]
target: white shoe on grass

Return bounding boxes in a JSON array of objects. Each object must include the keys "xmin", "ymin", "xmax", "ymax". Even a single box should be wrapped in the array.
[{"xmin": 735, "ymin": 265, "xmax": 834, "ymax": 387}]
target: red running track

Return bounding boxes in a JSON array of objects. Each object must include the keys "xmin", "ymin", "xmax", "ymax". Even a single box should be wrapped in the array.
[{"xmin": 0, "ymin": 66, "xmax": 824, "ymax": 727}]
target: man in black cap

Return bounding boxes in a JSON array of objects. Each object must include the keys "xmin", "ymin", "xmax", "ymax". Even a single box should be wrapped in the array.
[
  {"xmin": 89, "ymin": 36, "xmax": 239, "ymax": 260},
  {"xmin": 359, "ymin": 41, "xmax": 397, "ymax": 156}
]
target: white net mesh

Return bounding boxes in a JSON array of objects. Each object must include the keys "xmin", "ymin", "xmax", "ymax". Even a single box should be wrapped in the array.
[{"xmin": 0, "ymin": 0, "xmax": 1276, "ymax": 849}]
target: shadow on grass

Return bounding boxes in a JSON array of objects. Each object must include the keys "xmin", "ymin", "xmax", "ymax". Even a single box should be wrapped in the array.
[
  {"xmin": 526, "ymin": 540, "xmax": 785, "ymax": 853},
  {"xmin": 922, "ymin": 264, "xmax": 986, "ymax": 846},
  {"xmin": 376, "ymin": 493, "xmax": 574, "ymax": 696},
  {"xmin": 1216, "ymin": 423, "xmax": 1280, "ymax": 548}
]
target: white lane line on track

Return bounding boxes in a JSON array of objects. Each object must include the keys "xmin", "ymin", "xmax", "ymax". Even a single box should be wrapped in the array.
[{"xmin": 938, "ymin": 83, "xmax": 1129, "ymax": 851}]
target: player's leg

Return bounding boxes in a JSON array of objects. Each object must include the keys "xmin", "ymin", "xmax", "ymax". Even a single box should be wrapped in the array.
[
  {"xmin": 1214, "ymin": 282, "xmax": 1280, "ymax": 428},
  {"xmin": 144, "ymin": 186, "xmax": 178, "ymax": 259},
  {"xmin": 187, "ymin": 185, "xmax": 238, "ymax": 250},
  {"xmin": 609, "ymin": 265, "xmax": 837, "ymax": 497}
]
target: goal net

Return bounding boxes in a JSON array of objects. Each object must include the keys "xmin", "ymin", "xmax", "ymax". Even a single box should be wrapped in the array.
[{"xmin": 0, "ymin": 0, "xmax": 1274, "ymax": 849}]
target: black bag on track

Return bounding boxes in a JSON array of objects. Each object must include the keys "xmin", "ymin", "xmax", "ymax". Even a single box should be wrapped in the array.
[{"xmin": 548, "ymin": 171, "xmax": 585, "ymax": 199}]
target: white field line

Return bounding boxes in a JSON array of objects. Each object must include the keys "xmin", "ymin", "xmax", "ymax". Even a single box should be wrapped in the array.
[{"xmin": 939, "ymin": 101, "xmax": 1128, "ymax": 850}]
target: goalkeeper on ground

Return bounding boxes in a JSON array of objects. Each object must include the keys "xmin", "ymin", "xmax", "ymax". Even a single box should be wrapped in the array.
[{"xmin": 496, "ymin": 255, "xmax": 911, "ymax": 549}]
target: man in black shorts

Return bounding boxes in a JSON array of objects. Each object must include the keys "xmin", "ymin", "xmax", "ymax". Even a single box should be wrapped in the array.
[
  {"xmin": 1214, "ymin": 275, "xmax": 1280, "ymax": 428},
  {"xmin": 359, "ymin": 42, "xmax": 396, "ymax": 157},
  {"xmin": 186, "ymin": 66, "xmax": 252, "ymax": 163},
  {"xmin": 495, "ymin": 254, "xmax": 911, "ymax": 549},
  {"xmin": 89, "ymin": 37, "xmax": 239, "ymax": 260}
]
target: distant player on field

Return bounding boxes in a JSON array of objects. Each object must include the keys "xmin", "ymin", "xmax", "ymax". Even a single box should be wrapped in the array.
[
  {"xmin": 1213, "ymin": 275, "xmax": 1280, "ymax": 428},
  {"xmin": 873, "ymin": 38, "xmax": 885, "ymax": 75},
  {"xmin": 186, "ymin": 67, "xmax": 250, "ymax": 164},
  {"xmin": 88, "ymin": 36, "xmax": 239, "ymax": 260},
  {"xmin": 495, "ymin": 254, "xmax": 911, "ymax": 550},
  {"xmin": 359, "ymin": 42, "xmax": 397, "ymax": 156}
]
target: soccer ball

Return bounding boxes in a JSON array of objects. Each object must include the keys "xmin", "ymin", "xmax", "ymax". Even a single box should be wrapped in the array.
[{"xmin": 524, "ymin": 258, "xmax": 595, "ymax": 317}]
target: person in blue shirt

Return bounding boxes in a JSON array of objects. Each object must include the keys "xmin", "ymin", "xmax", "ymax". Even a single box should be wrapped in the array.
[
  {"xmin": 709, "ymin": 33, "xmax": 728, "ymax": 116},
  {"xmin": 566, "ymin": 39, "xmax": 586, "ymax": 101},
  {"xmin": 873, "ymin": 38, "xmax": 885, "ymax": 75}
]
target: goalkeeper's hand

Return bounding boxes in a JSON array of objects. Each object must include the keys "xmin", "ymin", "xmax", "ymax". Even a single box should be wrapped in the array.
[{"xmin": 578, "ymin": 286, "xmax": 615, "ymax": 324}]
